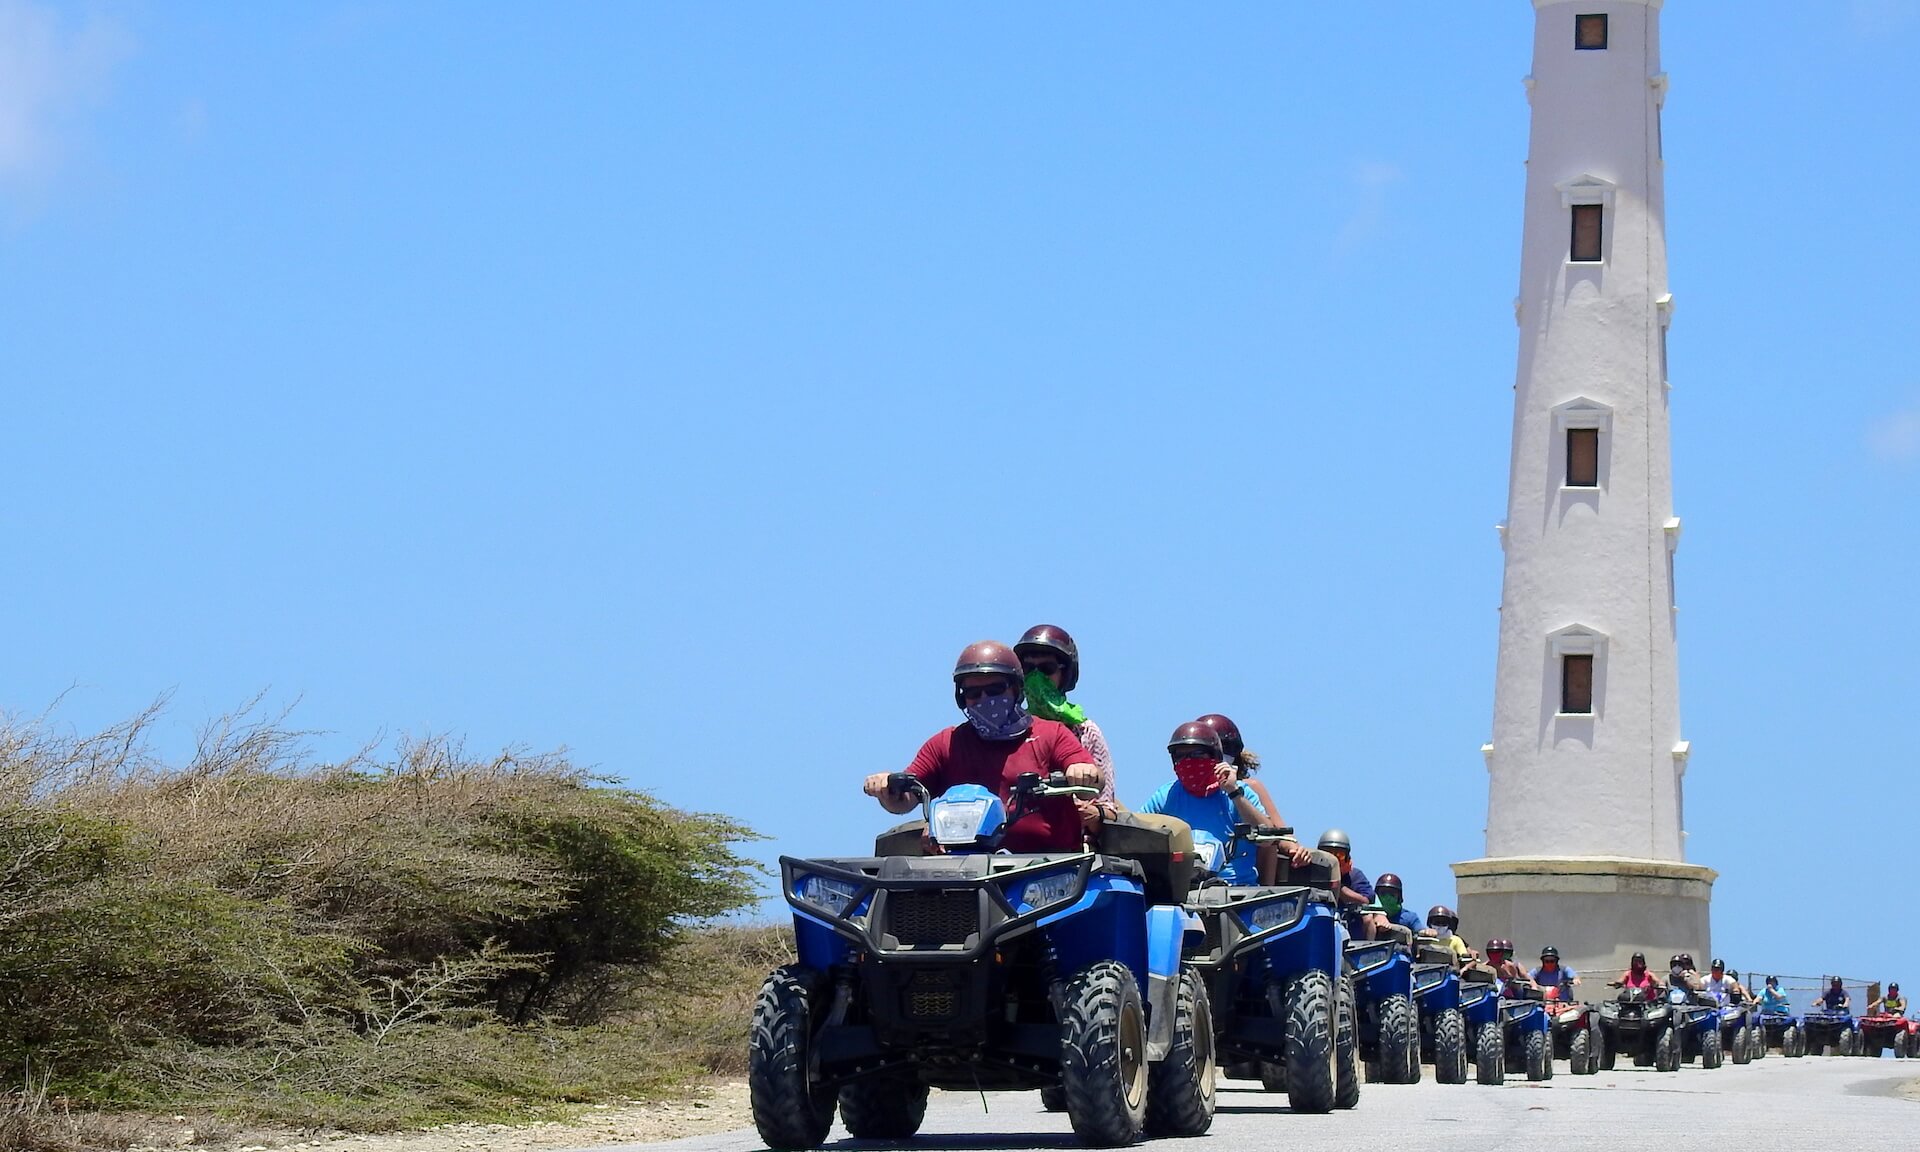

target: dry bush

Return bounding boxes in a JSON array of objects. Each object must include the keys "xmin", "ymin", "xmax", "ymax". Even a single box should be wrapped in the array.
[
  {"xmin": 0, "ymin": 703, "xmax": 765, "ymax": 1136},
  {"xmin": 629, "ymin": 923, "xmax": 796, "ymax": 1075}
]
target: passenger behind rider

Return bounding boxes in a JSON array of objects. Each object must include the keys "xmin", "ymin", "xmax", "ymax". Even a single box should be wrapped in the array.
[
  {"xmin": 1820, "ymin": 977, "xmax": 1851, "ymax": 1012},
  {"xmin": 1319, "ymin": 829, "xmax": 1390, "ymax": 941},
  {"xmin": 1614, "ymin": 951, "xmax": 1661, "ymax": 991},
  {"xmin": 1532, "ymin": 946, "xmax": 1581, "ymax": 1002},
  {"xmin": 1372, "ymin": 873, "xmax": 1425, "ymax": 936},
  {"xmin": 1421, "ymin": 904, "xmax": 1475, "ymax": 964},
  {"xmin": 1669, "ymin": 953, "xmax": 1703, "ymax": 994},
  {"xmin": 1485, "ymin": 939, "xmax": 1540, "ymax": 996},
  {"xmin": 1015, "ymin": 625, "xmax": 1119, "ymax": 824},
  {"xmin": 1758, "ymin": 975, "xmax": 1792, "ymax": 1015},
  {"xmin": 863, "ymin": 641, "xmax": 1104, "ymax": 851},
  {"xmin": 1195, "ymin": 714, "xmax": 1311, "ymax": 882},
  {"xmin": 1138, "ymin": 722, "xmax": 1276, "ymax": 885}
]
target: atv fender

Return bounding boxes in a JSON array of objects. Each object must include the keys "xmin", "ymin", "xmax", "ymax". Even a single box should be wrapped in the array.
[{"xmin": 1145, "ymin": 905, "xmax": 1200, "ymax": 1061}]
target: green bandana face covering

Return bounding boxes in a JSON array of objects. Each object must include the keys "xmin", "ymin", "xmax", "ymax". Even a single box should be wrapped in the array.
[
  {"xmin": 1379, "ymin": 893, "xmax": 1402, "ymax": 916},
  {"xmin": 1024, "ymin": 669, "xmax": 1087, "ymax": 727}
]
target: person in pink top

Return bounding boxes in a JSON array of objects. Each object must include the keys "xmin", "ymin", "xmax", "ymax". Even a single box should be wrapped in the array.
[{"xmin": 1615, "ymin": 952, "xmax": 1661, "ymax": 990}]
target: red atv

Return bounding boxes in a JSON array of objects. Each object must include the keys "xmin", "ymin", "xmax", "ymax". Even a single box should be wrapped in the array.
[{"xmin": 1857, "ymin": 1013, "xmax": 1919, "ymax": 1058}]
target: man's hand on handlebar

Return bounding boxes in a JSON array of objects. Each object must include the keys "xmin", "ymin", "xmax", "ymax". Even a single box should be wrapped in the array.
[
  {"xmin": 1063, "ymin": 763, "xmax": 1102, "ymax": 791},
  {"xmin": 1282, "ymin": 840, "xmax": 1314, "ymax": 868}
]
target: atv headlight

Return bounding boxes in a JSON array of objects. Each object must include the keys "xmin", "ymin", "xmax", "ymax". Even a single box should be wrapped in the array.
[
  {"xmin": 1243, "ymin": 896, "xmax": 1304, "ymax": 934},
  {"xmin": 1413, "ymin": 967, "xmax": 1445, "ymax": 994},
  {"xmin": 795, "ymin": 873, "xmax": 861, "ymax": 917},
  {"xmin": 1011, "ymin": 869, "xmax": 1080, "ymax": 913},
  {"xmin": 1646, "ymin": 1007, "xmax": 1669, "ymax": 1021},
  {"xmin": 1557, "ymin": 1008, "xmax": 1585, "ymax": 1024},
  {"xmin": 930, "ymin": 798, "xmax": 994, "ymax": 846}
]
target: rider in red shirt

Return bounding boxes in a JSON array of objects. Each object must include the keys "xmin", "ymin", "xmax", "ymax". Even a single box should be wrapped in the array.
[{"xmin": 863, "ymin": 641, "xmax": 1103, "ymax": 853}]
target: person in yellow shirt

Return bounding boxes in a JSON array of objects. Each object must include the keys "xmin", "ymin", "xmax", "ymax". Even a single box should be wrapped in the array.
[{"xmin": 1422, "ymin": 904, "xmax": 1475, "ymax": 963}]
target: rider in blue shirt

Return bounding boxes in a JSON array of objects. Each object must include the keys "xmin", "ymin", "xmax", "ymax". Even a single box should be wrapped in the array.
[
  {"xmin": 1758, "ymin": 976, "xmax": 1792, "ymax": 1016},
  {"xmin": 1138, "ymin": 721, "xmax": 1271, "ymax": 885},
  {"xmin": 1372, "ymin": 873, "xmax": 1426, "ymax": 936},
  {"xmin": 1531, "ymin": 946, "xmax": 1582, "ymax": 1002}
]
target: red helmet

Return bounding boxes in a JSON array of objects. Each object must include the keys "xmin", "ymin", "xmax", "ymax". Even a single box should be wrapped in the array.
[
  {"xmin": 1166, "ymin": 721, "xmax": 1224, "ymax": 760},
  {"xmin": 1375, "ymin": 872, "xmax": 1403, "ymax": 894},
  {"xmin": 1015, "ymin": 624, "xmax": 1080, "ymax": 691},
  {"xmin": 951, "ymin": 641, "xmax": 1024, "ymax": 709},
  {"xmin": 1194, "ymin": 714, "xmax": 1244, "ymax": 760}
]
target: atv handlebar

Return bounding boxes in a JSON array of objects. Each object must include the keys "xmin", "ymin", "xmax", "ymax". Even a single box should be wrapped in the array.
[{"xmin": 1232, "ymin": 822, "xmax": 1298, "ymax": 843}]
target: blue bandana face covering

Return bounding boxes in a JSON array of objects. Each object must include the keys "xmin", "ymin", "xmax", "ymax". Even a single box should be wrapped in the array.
[{"xmin": 965, "ymin": 692, "xmax": 1033, "ymax": 741}]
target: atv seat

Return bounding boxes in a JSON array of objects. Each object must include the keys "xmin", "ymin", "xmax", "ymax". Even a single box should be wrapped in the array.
[
  {"xmin": 1098, "ymin": 813, "xmax": 1195, "ymax": 906},
  {"xmin": 1271, "ymin": 848, "xmax": 1339, "ymax": 891},
  {"xmin": 874, "ymin": 819, "xmax": 928, "ymax": 857}
]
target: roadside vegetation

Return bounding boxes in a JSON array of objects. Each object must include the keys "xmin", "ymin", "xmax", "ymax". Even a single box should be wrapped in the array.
[{"xmin": 0, "ymin": 704, "xmax": 783, "ymax": 1150}]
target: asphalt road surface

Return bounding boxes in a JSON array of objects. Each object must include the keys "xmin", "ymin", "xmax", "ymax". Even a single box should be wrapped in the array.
[{"xmin": 584, "ymin": 1058, "xmax": 1917, "ymax": 1152}]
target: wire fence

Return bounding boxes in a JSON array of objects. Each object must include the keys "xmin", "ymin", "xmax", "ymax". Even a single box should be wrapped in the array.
[{"xmin": 1738, "ymin": 973, "xmax": 1900, "ymax": 1015}]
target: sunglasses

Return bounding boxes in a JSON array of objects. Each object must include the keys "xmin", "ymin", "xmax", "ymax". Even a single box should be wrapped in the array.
[
  {"xmin": 959, "ymin": 682, "xmax": 1012, "ymax": 702},
  {"xmin": 1022, "ymin": 659, "xmax": 1062, "ymax": 676}
]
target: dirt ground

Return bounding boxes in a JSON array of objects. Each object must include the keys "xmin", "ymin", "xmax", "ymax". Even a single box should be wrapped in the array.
[{"xmin": 127, "ymin": 1081, "xmax": 753, "ymax": 1152}]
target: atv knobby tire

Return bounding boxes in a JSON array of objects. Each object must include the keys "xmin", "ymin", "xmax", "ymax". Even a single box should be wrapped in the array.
[
  {"xmin": 1524, "ymin": 1029, "xmax": 1550, "ymax": 1081},
  {"xmin": 1434, "ymin": 1008, "xmax": 1469, "ymax": 1084},
  {"xmin": 1145, "ymin": 968, "xmax": 1215, "ymax": 1137},
  {"xmin": 1059, "ymin": 960, "xmax": 1150, "ymax": 1147},
  {"xmin": 838, "ymin": 1073, "xmax": 928, "ymax": 1140},
  {"xmin": 1475, "ymin": 1021, "xmax": 1505, "ymax": 1085},
  {"xmin": 1703, "ymin": 1024, "xmax": 1724, "ymax": 1069},
  {"xmin": 1258, "ymin": 1060, "xmax": 1287, "ymax": 1093},
  {"xmin": 1731, "ymin": 1026, "xmax": 1751, "ymax": 1065},
  {"xmin": 749, "ymin": 966, "xmax": 837, "ymax": 1151},
  {"xmin": 1569, "ymin": 1023, "xmax": 1592, "ymax": 1074},
  {"xmin": 1334, "ymin": 974, "xmax": 1361, "ymax": 1109},
  {"xmin": 1655, "ymin": 1027, "xmax": 1680, "ymax": 1073},
  {"xmin": 1039, "ymin": 1086, "xmax": 1066, "ymax": 1112},
  {"xmin": 1785, "ymin": 1026, "xmax": 1803, "ymax": 1058},
  {"xmin": 1380, "ymin": 994, "xmax": 1419, "ymax": 1085},
  {"xmin": 1279, "ymin": 971, "xmax": 1338, "ymax": 1114}
]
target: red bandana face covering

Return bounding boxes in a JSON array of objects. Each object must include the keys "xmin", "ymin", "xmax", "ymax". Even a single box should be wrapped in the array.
[{"xmin": 1174, "ymin": 757, "xmax": 1221, "ymax": 797}]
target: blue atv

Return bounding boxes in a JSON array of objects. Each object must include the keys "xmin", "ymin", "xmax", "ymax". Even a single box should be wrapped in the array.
[
  {"xmin": 1757, "ymin": 1008, "xmax": 1800, "ymax": 1057},
  {"xmin": 751, "ymin": 773, "xmax": 1215, "ymax": 1149},
  {"xmin": 1481, "ymin": 988, "xmax": 1553, "ymax": 1083},
  {"xmin": 1457, "ymin": 968, "xmax": 1506, "ymax": 1084},
  {"xmin": 1410, "ymin": 944, "xmax": 1470, "ymax": 1084},
  {"xmin": 1182, "ymin": 825, "xmax": 1359, "ymax": 1113},
  {"xmin": 1346, "ymin": 929, "xmax": 1421, "ymax": 1085},
  {"xmin": 1715, "ymin": 996, "xmax": 1757, "ymax": 1065},
  {"xmin": 1672, "ymin": 988, "xmax": 1725, "ymax": 1068},
  {"xmin": 1801, "ymin": 1004, "xmax": 1860, "ymax": 1056}
]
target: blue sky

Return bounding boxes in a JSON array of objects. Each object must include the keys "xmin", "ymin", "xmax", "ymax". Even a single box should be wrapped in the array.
[{"xmin": 3, "ymin": 1, "xmax": 1916, "ymax": 986}]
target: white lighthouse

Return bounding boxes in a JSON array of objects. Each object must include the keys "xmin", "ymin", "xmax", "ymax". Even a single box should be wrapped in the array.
[{"xmin": 1453, "ymin": 0, "xmax": 1714, "ymax": 977}]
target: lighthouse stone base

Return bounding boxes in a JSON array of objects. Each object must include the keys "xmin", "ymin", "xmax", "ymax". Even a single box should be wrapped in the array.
[{"xmin": 1451, "ymin": 857, "xmax": 1715, "ymax": 979}]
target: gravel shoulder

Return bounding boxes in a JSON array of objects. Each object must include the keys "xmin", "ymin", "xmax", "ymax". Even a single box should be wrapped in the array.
[{"xmin": 127, "ymin": 1081, "xmax": 753, "ymax": 1152}]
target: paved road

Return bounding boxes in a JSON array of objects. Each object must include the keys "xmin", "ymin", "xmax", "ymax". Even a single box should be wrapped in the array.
[{"xmin": 584, "ymin": 1058, "xmax": 1917, "ymax": 1152}]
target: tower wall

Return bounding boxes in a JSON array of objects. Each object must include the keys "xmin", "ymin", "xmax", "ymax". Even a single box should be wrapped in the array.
[
  {"xmin": 1458, "ymin": 0, "xmax": 1709, "ymax": 966},
  {"xmin": 1487, "ymin": 0, "xmax": 1683, "ymax": 861}
]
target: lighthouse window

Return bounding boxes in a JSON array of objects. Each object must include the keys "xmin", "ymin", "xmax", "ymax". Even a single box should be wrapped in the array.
[
  {"xmin": 1561, "ymin": 655, "xmax": 1595, "ymax": 715},
  {"xmin": 1567, "ymin": 428, "xmax": 1600, "ymax": 487},
  {"xmin": 1576, "ymin": 14, "xmax": 1608, "ymax": 50},
  {"xmin": 1571, "ymin": 204, "xmax": 1603, "ymax": 262}
]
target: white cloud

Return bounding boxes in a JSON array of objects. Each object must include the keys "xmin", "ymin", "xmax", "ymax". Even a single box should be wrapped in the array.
[
  {"xmin": 1868, "ymin": 407, "xmax": 1920, "ymax": 463},
  {"xmin": 0, "ymin": 0, "xmax": 132, "ymax": 189},
  {"xmin": 1333, "ymin": 161, "xmax": 1403, "ymax": 255}
]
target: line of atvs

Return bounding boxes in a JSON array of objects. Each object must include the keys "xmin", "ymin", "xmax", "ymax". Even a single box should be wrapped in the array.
[{"xmin": 747, "ymin": 774, "xmax": 1903, "ymax": 1150}]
